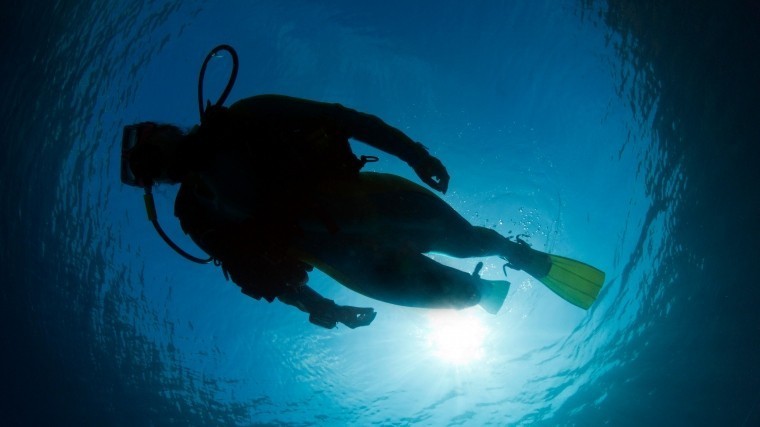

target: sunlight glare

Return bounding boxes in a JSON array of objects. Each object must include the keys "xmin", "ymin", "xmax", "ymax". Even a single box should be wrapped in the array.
[{"xmin": 426, "ymin": 311, "xmax": 488, "ymax": 365}]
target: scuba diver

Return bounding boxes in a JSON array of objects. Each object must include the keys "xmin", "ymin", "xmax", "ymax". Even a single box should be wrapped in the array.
[{"xmin": 120, "ymin": 46, "xmax": 605, "ymax": 330}]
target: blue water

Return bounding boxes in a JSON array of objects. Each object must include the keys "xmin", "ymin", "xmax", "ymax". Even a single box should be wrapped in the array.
[{"xmin": 2, "ymin": 0, "xmax": 759, "ymax": 425}]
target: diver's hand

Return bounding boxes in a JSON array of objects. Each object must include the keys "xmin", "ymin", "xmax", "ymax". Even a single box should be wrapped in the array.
[
  {"xmin": 308, "ymin": 311, "xmax": 338, "ymax": 329},
  {"xmin": 308, "ymin": 301, "xmax": 376, "ymax": 329},
  {"xmin": 336, "ymin": 305, "xmax": 376, "ymax": 329},
  {"xmin": 412, "ymin": 154, "xmax": 450, "ymax": 194}
]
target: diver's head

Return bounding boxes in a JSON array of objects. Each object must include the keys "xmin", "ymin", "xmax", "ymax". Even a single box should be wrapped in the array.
[{"xmin": 121, "ymin": 122, "xmax": 186, "ymax": 188}]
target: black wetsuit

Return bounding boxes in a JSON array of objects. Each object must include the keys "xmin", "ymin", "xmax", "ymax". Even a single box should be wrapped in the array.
[
  {"xmin": 173, "ymin": 95, "xmax": 433, "ymax": 303},
  {"xmin": 173, "ymin": 95, "xmax": 527, "ymax": 324}
]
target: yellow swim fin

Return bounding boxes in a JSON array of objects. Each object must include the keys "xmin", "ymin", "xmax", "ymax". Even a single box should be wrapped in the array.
[
  {"xmin": 503, "ymin": 239, "xmax": 605, "ymax": 310},
  {"xmin": 535, "ymin": 254, "xmax": 605, "ymax": 310}
]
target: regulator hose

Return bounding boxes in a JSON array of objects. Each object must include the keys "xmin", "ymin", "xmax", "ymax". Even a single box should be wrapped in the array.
[
  {"xmin": 198, "ymin": 44, "xmax": 239, "ymax": 120},
  {"xmin": 146, "ymin": 44, "xmax": 240, "ymax": 265}
]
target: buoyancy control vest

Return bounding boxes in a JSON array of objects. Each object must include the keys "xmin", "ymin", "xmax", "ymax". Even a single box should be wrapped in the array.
[{"xmin": 174, "ymin": 103, "xmax": 378, "ymax": 301}]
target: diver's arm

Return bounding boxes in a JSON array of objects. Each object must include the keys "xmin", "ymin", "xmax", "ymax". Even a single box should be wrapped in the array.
[
  {"xmin": 332, "ymin": 106, "xmax": 451, "ymax": 193},
  {"xmin": 323, "ymin": 102, "xmax": 450, "ymax": 193},
  {"xmin": 230, "ymin": 94, "xmax": 450, "ymax": 193},
  {"xmin": 277, "ymin": 285, "xmax": 376, "ymax": 329}
]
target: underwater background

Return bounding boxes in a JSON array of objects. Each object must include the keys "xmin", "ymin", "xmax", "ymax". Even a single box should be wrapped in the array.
[{"xmin": 2, "ymin": 0, "xmax": 759, "ymax": 425}]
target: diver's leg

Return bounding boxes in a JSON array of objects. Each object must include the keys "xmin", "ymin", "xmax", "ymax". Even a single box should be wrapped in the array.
[
  {"xmin": 429, "ymin": 224, "xmax": 552, "ymax": 278},
  {"xmin": 367, "ymin": 191, "xmax": 517, "ymax": 260},
  {"xmin": 307, "ymin": 172, "xmax": 550, "ymax": 275},
  {"xmin": 367, "ymin": 179, "xmax": 551, "ymax": 274},
  {"xmin": 292, "ymin": 236, "xmax": 492, "ymax": 310},
  {"xmin": 377, "ymin": 197, "xmax": 553, "ymax": 278}
]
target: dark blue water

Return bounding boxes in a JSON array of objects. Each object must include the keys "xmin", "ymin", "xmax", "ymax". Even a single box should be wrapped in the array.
[{"xmin": 2, "ymin": 0, "xmax": 759, "ymax": 425}]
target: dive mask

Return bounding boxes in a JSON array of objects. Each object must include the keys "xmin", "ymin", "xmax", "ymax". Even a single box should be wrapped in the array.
[{"xmin": 120, "ymin": 122, "xmax": 156, "ymax": 188}]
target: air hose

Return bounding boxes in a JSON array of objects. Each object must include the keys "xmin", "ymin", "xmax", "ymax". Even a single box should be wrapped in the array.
[
  {"xmin": 145, "ymin": 44, "xmax": 239, "ymax": 265},
  {"xmin": 144, "ymin": 186, "xmax": 213, "ymax": 264},
  {"xmin": 198, "ymin": 44, "xmax": 239, "ymax": 120}
]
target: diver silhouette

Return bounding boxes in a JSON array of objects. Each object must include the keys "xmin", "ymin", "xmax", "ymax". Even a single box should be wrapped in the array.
[{"xmin": 121, "ymin": 93, "xmax": 605, "ymax": 329}]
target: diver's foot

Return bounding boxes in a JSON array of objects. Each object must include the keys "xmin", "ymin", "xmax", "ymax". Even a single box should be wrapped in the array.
[{"xmin": 501, "ymin": 238, "xmax": 552, "ymax": 278}]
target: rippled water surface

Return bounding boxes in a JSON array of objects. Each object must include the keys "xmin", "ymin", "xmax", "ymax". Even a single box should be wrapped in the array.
[{"xmin": 2, "ymin": 1, "xmax": 759, "ymax": 425}]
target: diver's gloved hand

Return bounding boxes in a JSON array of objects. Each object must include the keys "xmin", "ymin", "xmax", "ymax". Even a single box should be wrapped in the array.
[
  {"xmin": 411, "ymin": 152, "xmax": 450, "ymax": 193},
  {"xmin": 336, "ymin": 306, "xmax": 376, "ymax": 329},
  {"xmin": 308, "ymin": 301, "xmax": 376, "ymax": 329}
]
